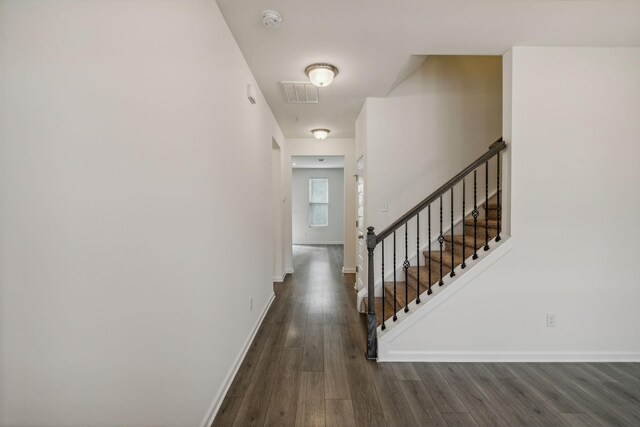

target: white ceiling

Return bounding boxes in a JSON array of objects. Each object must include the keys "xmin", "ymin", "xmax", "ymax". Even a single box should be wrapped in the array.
[
  {"xmin": 292, "ymin": 156, "xmax": 344, "ymax": 169},
  {"xmin": 216, "ymin": 0, "xmax": 640, "ymax": 139}
]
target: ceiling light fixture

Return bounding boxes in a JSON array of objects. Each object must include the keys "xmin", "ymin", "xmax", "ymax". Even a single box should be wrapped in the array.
[
  {"xmin": 305, "ymin": 63, "xmax": 338, "ymax": 87},
  {"xmin": 311, "ymin": 128, "xmax": 330, "ymax": 140}
]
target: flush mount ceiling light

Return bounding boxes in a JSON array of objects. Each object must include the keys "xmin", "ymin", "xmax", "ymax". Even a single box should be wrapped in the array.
[
  {"xmin": 311, "ymin": 128, "xmax": 330, "ymax": 140},
  {"xmin": 305, "ymin": 63, "xmax": 338, "ymax": 87}
]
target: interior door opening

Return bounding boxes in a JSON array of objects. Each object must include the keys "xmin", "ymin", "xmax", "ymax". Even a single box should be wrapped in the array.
[{"xmin": 291, "ymin": 155, "xmax": 346, "ymax": 263}]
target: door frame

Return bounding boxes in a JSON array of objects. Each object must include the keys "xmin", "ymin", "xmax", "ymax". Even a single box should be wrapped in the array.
[{"xmin": 355, "ymin": 154, "xmax": 366, "ymax": 292}]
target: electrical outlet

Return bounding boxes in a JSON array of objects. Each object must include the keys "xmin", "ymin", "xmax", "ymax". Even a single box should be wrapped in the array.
[
  {"xmin": 547, "ymin": 312, "xmax": 557, "ymax": 327},
  {"xmin": 382, "ymin": 202, "xmax": 388, "ymax": 212},
  {"xmin": 250, "ymin": 297, "xmax": 253, "ymax": 311}
]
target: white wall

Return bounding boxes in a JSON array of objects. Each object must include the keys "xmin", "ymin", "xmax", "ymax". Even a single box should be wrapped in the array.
[
  {"xmin": 285, "ymin": 139, "xmax": 356, "ymax": 272},
  {"xmin": 363, "ymin": 56, "xmax": 502, "ymax": 233},
  {"xmin": 0, "ymin": 1, "xmax": 286, "ymax": 426},
  {"xmin": 356, "ymin": 56, "xmax": 502, "ymax": 296},
  {"xmin": 355, "ymin": 106, "xmax": 369, "ymax": 289},
  {"xmin": 381, "ymin": 47, "xmax": 640, "ymax": 361},
  {"xmin": 292, "ymin": 168, "xmax": 344, "ymax": 244}
]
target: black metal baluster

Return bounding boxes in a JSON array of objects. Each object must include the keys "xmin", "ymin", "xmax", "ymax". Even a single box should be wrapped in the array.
[
  {"xmin": 484, "ymin": 161, "xmax": 490, "ymax": 251},
  {"xmin": 461, "ymin": 178, "xmax": 467, "ymax": 269},
  {"xmin": 496, "ymin": 153, "xmax": 502, "ymax": 242},
  {"xmin": 450, "ymin": 187, "xmax": 455, "ymax": 278},
  {"xmin": 393, "ymin": 231, "xmax": 397, "ymax": 321},
  {"xmin": 381, "ymin": 240, "xmax": 385, "ymax": 330},
  {"xmin": 416, "ymin": 212, "xmax": 421, "ymax": 304},
  {"xmin": 438, "ymin": 196, "xmax": 444, "ymax": 286},
  {"xmin": 403, "ymin": 223, "xmax": 409, "ymax": 312},
  {"xmin": 428, "ymin": 205, "xmax": 432, "ymax": 295},
  {"xmin": 472, "ymin": 170, "xmax": 479, "ymax": 260}
]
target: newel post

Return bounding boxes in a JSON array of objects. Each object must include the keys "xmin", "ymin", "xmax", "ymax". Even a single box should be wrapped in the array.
[{"xmin": 366, "ymin": 226, "xmax": 378, "ymax": 360}]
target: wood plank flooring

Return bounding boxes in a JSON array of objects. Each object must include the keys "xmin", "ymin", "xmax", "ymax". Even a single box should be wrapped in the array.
[{"xmin": 213, "ymin": 244, "xmax": 640, "ymax": 427}]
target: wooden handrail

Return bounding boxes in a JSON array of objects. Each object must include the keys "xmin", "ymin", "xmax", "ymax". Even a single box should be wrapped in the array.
[{"xmin": 375, "ymin": 138, "xmax": 505, "ymax": 243}]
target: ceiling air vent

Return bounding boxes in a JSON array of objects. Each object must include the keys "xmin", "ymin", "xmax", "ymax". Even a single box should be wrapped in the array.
[{"xmin": 281, "ymin": 81, "xmax": 319, "ymax": 104}]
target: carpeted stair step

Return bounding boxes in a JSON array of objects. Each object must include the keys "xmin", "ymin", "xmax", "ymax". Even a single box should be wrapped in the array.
[
  {"xmin": 464, "ymin": 218, "xmax": 499, "ymax": 240},
  {"xmin": 363, "ymin": 197, "xmax": 504, "ymax": 328},
  {"xmin": 363, "ymin": 254, "xmax": 462, "ymax": 326},
  {"xmin": 444, "ymin": 234, "xmax": 482, "ymax": 256},
  {"xmin": 484, "ymin": 202, "xmax": 499, "ymax": 209},
  {"xmin": 362, "ymin": 189, "xmax": 506, "ymax": 328},
  {"xmin": 423, "ymin": 249, "xmax": 465, "ymax": 269},
  {"xmin": 364, "ymin": 281, "xmax": 423, "ymax": 326},
  {"xmin": 483, "ymin": 202, "xmax": 500, "ymax": 220},
  {"xmin": 464, "ymin": 218, "xmax": 499, "ymax": 229},
  {"xmin": 419, "ymin": 250, "xmax": 465, "ymax": 281},
  {"xmin": 383, "ymin": 280, "xmax": 419, "ymax": 313},
  {"xmin": 407, "ymin": 265, "xmax": 445, "ymax": 290},
  {"xmin": 483, "ymin": 202, "xmax": 498, "ymax": 219},
  {"xmin": 481, "ymin": 192, "xmax": 501, "ymax": 219},
  {"xmin": 362, "ymin": 292, "xmax": 395, "ymax": 327}
]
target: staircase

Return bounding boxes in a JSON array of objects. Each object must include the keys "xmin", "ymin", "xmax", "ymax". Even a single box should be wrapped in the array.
[
  {"xmin": 362, "ymin": 138, "xmax": 506, "ymax": 359},
  {"xmin": 364, "ymin": 197, "xmax": 500, "ymax": 327}
]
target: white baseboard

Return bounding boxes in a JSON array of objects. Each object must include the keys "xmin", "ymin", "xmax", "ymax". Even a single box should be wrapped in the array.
[
  {"xmin": 342, "ymin": 267, "xmax": 356, "ymax": 274},
  {"xmin": 293, "ymin": 241, "xmax": 344, "ymax": 245},
  {"xmin": 379, "ymin": 351, "xmax": 640, "ymax": 363},
  {"xmin": 200, "ymin": 292, "xmax": 275, "ymax": 427},
  {"xmin": 285, "ymin": 267, "xmax": 294, "ymax": 274},
  {"xmin": 375, "ymin": 237, "xmax": 640, "ymax": 364},
  {"xmin": 273, "ymin": 272, "xmax": 287, "ymax": 283}
]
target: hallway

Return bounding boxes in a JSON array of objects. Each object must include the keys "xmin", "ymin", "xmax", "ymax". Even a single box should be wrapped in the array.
[
  {"xmin": 213, "ymin": 245, "xmax": 640, "ymax": 427},
  {"xmin": 214, "ymin": 244, "xmax": 375, "ymax": 426}
]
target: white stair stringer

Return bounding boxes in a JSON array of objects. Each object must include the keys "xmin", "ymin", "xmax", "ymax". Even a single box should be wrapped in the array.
[{"xmin": 377, "ymin": 236, "xmax": 513, "ymax": 361}]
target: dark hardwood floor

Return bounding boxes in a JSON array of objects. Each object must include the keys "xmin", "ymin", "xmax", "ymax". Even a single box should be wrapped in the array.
[{"xmin": 213, "ymin": 245, "xmax": 640, "ymax": 427}]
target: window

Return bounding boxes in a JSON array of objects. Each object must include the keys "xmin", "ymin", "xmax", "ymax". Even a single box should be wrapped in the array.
[{"xmin": 309, "ymin": 178, "xmax": 329, "ymax": 227}]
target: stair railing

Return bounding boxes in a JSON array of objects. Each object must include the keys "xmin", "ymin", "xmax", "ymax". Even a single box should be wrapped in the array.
[{"xmin": 365, "ymin": 138, "xmax": 506, "ymax": 359}]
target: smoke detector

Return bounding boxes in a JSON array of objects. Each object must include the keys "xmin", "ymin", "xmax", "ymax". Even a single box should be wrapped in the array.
[{"xmin": 262, "ymin": 10, "xmax": 281, "ymax": 28}]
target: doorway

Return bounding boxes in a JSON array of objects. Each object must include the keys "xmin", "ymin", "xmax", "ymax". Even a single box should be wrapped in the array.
[{"xmin": 291, "ymin": 156, "xmax": 345, "ymax": 247}]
